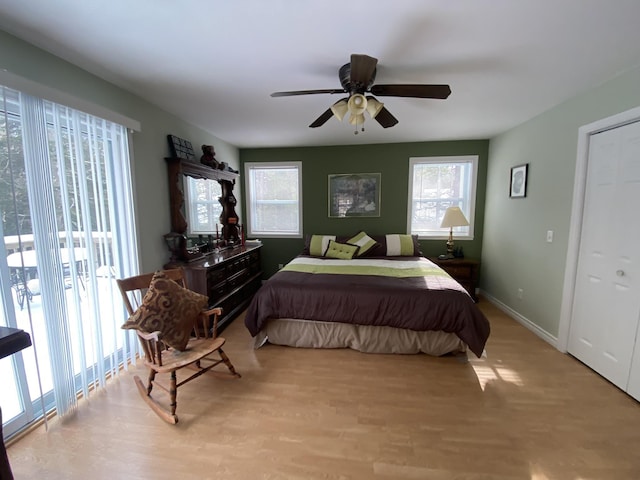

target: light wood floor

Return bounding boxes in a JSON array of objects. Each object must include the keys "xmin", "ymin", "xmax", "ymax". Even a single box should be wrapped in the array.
[{"xmin": 7, "ymin": 300, "xmax": 640, "ymax": 479}]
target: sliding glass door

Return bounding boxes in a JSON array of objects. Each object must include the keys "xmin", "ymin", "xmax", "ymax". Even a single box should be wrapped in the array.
[
  {"xmin": 1, "ymin": 84, "xmax": 140, "ymax": 439},
  {"xmin": 0, "ymin": 220, "xmax": 35, "ymax": 438}
]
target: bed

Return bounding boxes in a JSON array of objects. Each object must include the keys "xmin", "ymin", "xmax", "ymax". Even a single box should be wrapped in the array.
[{"xmin": 244, "ymin": 233, "xmax": 490, "ymax": 357}]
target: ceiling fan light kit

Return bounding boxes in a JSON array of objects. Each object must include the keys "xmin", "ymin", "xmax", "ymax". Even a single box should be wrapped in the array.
[
  {"xmin": 330, "ymin": 99, "xmax": 349, "ymax": 121},
  {"xmin": 271, "ymin": 54, "xmax": 451, "ymax": 133},
  {"xmin": 365, "ymin": 96, "xmax": 384, "ymax": 119},
  {"xmin": 346, "ymin": 94, "xmax": 368, "ymax": 133},
  {"xmin": 347, "ymin": 93, "xmax": 367, "ymax": 115},
  {"xmin": 348, "ymin": 113, "xmax": 366, "ymax": 125}
]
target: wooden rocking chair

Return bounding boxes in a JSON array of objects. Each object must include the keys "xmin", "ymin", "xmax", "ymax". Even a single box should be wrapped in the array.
[{"xmin": 117, "ymin": 269, "xmax": 240, "ymax": 424}]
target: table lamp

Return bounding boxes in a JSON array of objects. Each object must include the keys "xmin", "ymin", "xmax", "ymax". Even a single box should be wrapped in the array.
[{"xmin": 440, "ymin": 206, "xmax": 469, "ymax": 259}]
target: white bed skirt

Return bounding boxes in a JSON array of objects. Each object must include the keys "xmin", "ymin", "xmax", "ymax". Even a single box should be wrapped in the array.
[{"xmin": 254, "ymin": 318, "xmax": 467, "ymax": 356}]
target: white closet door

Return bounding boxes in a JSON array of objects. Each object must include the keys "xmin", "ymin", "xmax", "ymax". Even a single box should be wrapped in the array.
[
  {"xmin": 628, "ymin": 317, "xmax": 640, "ymax": 400},
  {"xmin": 568, "ymin": 120, "xmax": 640, "ymax": 392}
]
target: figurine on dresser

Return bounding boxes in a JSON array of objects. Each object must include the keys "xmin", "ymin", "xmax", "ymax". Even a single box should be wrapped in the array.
[{"xmin": 200, "ymin": 144, "xmax": 220, "ymax": 169}]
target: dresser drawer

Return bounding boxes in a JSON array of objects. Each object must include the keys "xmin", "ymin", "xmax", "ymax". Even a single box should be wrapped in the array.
[
  {"xmin": 208, "ymin": 280, "xmax": 227, "ymax": 302},
  {"xmin": 429, "ymin": 257, "xmax": 480, "ymax": 302},
  {"xmin": 227, "ymin": 268, "xmax": 249, "ymax": 290},
  {"xmin": 443, "ymin": 265, "xmax": 473, "ymax": 280},
  {"xmin": 206, "ymin": 267, "xmax": 226, "ymax": 286}
]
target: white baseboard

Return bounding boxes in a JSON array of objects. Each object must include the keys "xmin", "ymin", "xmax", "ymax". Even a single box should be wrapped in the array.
[{"xmin": 480, "ymin": 290, "xmax": 558, "ymax": 349}]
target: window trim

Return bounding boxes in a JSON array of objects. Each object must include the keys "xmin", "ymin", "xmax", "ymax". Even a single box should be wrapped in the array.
[
  {"xmin": 407, "ymin": 155, "xmax": 478, "ymax": 240},
  {"xmin": 0, "ymin": 69, "xmax": 140, "ymax": 131},
  {"xmin": 244, "ymin": 161, "xmax": 303, "ymax": 239}
]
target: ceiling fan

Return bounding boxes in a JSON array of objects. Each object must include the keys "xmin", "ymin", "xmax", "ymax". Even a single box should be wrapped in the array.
[{"xmin": 271, "ymin": 54, "xmax": 451, "ymax": 133}]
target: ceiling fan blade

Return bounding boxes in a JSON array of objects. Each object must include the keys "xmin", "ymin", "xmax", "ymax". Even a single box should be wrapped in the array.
[
  {"xmin": 350, "ymin": 54, "xmax": 378, "ymax": 89},
  {"xmin": 374, "ymin": 107, "xmax": 399, "ymax": 128},
  {"xmin": 370, "ymin": 84, "xmax": 451, "ymax": 99},
  {"xmin": 309, "ymin": 108, "xmax": 335, "ymax": 128},
  {"xmin": 271, "ymin": 89, "xmax": 344, "ymax": 97}
]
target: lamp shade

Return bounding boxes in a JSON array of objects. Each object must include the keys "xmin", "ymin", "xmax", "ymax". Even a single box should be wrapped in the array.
[
  {"xmin": 440, "ymin": 206, "xmax": 469, "ymax": 228},
  {"xmin": 347, "ymin": 94, "xmax": 367, "ymax": 116},
  {"xmin": 330, "ymin": 99, "xmax": 349, "ymax": 122},
  {"xmin": 365, "ymin": 96, "xmax": 384, "ymax": 118},
  {"xmin": 348, "ymin": 113, "xmax": 366, "ymax": 125}
]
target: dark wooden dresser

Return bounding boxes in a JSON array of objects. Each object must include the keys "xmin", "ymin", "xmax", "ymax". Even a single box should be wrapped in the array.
[
  {"xmin": 180, "ymin": 245, "xmax": 262, "ymax": 332},
  {"xmin": 429, "ymin": 256, "xmax": 480, "ymax": 302},
  {"xmin": 161, "ymin": 153, "xmax": 261, "ymax": 332}
]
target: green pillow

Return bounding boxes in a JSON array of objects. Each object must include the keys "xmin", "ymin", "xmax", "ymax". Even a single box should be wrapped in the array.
[
  {"xmin": 385, "ymin": 234, "xmax": 418, "ymax": 256},
  {"xmin": 309, "ymin": 235, "xmax": 336, "ymax": 256},
  {"xmin": 346, "ymin": 231, "xmax": 378, "ymax": 256},
  {"xmin": 324, "ymin": 240, "xmax": 360, "ymax": 259}
]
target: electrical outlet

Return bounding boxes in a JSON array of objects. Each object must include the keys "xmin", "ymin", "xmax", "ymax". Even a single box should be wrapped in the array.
[
  {"xmin": 278, "ymin": 263, "xmax": 284, "ymax": 270},
  {"xmin": 546, "ymin": 230, "xmax": 554, "ymax": 243},
  {"xmin": 517, "ymin": 288, "xmax": 524, "ymax": 300}
]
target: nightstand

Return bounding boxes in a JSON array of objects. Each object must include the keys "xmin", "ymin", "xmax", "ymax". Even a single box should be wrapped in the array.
[{"xmin": 429, "ymin": 257, "xmax": 480, "ymax": 302}]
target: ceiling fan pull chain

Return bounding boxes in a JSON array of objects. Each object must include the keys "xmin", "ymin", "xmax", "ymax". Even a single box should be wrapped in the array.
[{"xmin": 353, "ymin": 114, "xmax": 365, "ymax": 135}]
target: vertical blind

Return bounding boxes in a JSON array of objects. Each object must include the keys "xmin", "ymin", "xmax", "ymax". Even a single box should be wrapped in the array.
[{"xmin": 1, "ymin": 85, "xmax": 140, "ymax": 421}]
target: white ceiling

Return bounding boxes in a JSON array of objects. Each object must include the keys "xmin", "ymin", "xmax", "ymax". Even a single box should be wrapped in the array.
[{"xmin": 1, "ymin": 0, "xmax": 640, "ymax": 149}]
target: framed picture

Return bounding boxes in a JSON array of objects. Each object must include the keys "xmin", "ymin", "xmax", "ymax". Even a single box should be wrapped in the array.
[
  {"xmin": 510, "ymin": 164, "xmax": 528, "ymax": 198},
  {"xmin": 328, "ymin": 173, "xmax": 381, "ymax": 218}
]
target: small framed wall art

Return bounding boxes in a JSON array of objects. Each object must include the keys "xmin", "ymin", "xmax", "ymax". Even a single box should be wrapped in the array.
[{"xmin": 509, "ymin": 164, "xmax": 528, "ymax": 198}]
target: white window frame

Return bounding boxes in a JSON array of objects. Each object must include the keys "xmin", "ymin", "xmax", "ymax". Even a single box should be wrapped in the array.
[
  {"xmin": 244, "ymin": 161, "xmax": 303, "ymax": 238},
  {"xmin": 407, "ymin": 155, "xmax": 478, "ymax": 240}
]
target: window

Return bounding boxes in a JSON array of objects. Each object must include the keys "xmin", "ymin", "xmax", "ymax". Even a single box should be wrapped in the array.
[
  {"xmin": 407, "ymin": 156, "xmax": 478, "ymax": 239},
  {"xmin": 245, "ymin": 162, "xmax": 302, "ymax": 238},
  {"xmin": 184, "ymin": 176, "xmax": 222, "ymax": 235}
]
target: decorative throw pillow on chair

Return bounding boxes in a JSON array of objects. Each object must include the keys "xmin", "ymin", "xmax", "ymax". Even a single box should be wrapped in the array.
[{"xmin": 121, "ymin": 270, "xmax": 208, "ymax": 351}]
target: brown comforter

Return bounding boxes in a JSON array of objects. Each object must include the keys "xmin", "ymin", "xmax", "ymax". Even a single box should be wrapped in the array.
[{"xmin": 244, "ymin": 256, "xmax": 490, "ymax": 357}]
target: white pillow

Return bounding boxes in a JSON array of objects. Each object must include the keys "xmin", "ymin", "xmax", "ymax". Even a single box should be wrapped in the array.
[
  {"xmin": 347, "ymin": 231, "xmax": 378, "ymax": 256},
  {"xmin": 309, "ymin": 235, "xmax": 336, "ymax": 256},
  {"xmin": 385, "ymin": 234, "xmax": 417, "ymax": 256}
]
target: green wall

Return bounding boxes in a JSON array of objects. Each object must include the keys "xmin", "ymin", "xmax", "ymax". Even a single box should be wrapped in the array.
[
  {"xmin": 0, "ymin": 29, "xmax": 240, "ymax": 273},
  {"xmin": 241, "ymin": 140, "xmax": 489, "ymax": 277},
  {"xmin": 482, "ymin": 66, "xmax": 640, "ymax": 339}
]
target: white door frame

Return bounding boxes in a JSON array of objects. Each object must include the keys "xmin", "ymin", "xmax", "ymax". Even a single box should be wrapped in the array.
[
  {"xmin": 557, "ymin": 105, "xmax": 640, "ymax": 352},
  {"xmin": 0, "ymin": 226, "xmax": 35, "ymax": 438}
]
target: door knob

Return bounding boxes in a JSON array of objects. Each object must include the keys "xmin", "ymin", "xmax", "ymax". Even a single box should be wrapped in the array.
[{"xmin": 616, "ymin": 270, "xmax": 625, "ymax": 277}]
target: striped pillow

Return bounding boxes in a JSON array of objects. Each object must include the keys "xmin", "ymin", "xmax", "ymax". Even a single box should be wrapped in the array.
[
  {"xmin": 385, "ymin": 234, "xmax": 419, "ymax": 256},
  {"xmin": 347, "ymin": 231, "xmax": 378, "ymax": 256},
  {"xmin": 309, "ymin": 235, "xmax": 336, "ymax": 256}
]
